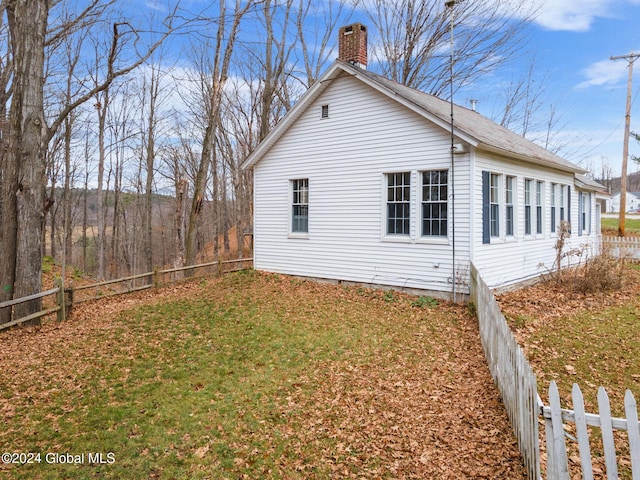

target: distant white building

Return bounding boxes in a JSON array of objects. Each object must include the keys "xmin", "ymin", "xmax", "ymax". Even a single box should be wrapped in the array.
[{"xmin": 610, "ymin": 191, "xmax": 640, "ymax": 212}]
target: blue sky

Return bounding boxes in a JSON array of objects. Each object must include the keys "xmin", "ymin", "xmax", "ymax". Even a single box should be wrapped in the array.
[
  {"xmin": 503, "ymin": 0, "xmax": 640, "ymax": 178},
  {"xmin": 147, "ymin": 0, "xmax": 640, "ymax": 179},
  {"xmin": 347, "ymin": 0, "xmax": 640, "ymax": 178}
]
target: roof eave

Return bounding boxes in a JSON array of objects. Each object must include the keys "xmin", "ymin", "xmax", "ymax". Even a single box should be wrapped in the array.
[{"xmin": 478, "ymin": 143, "xmax": 586, "ymax": 175}]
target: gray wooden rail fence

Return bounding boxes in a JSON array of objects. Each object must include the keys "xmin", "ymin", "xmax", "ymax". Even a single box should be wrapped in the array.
[{"xmin": 0, "ymin": 258, "xmax": 253, "ymax": 331}]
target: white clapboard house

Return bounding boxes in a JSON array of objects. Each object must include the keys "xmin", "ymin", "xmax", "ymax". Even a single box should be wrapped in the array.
[{"xmin": 241, "ymin": 23, "xmax": 604, "ymax": 298}]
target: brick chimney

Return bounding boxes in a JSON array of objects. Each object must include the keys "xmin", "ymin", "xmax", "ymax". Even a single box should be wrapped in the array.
[{"xmin": 338, "ymin": 23, "xmax": 367, "ymax": 69}]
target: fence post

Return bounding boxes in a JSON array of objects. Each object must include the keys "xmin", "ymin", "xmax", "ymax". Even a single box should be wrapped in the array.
[
  {"xmin": 66, "ymin": 282, "xmax": 74, "ymax": 317},
  {"xmin": 55, "ymin": 277, "xmax": 65, "ymax": 322},
  {"xmin": 153, "ymin": 266, "xmax": 160, "ymax": 289}
]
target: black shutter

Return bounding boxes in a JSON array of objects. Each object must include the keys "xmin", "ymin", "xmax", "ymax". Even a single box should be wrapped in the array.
[{"xmin": 482, "ymin": 171, "xmax": 490, "ymax": 244}]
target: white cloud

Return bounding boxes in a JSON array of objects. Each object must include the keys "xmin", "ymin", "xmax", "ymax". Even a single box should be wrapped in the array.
[
  {"xmin": 576, "ymin": 59, "xmax": 629, "ymax": 89},
  {"xmin": 529, "ymin": 0, "xmax": 634, "ymax": 32}
]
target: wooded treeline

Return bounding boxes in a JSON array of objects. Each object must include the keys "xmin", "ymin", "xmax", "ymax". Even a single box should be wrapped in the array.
[{"xmin": 0, "ymin": 0, "xmax": 538, "ymax": 324}]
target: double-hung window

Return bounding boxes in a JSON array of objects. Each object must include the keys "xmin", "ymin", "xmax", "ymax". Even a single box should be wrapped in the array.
[
  {"xmin": 505, "ymin": 176, "xmax": 515, "ymax": 236},
  {"xmin": 579, "ymin": 191, "xmax": 590, "ymax": 235},
  {"xmin": 550, "ymin": 183, "xmax": 557, "ymax": 233},
  {"xmin": 421, "ymin": 170, "xmax": 448, "ymax": 237},
  {"xmin": 490, "ymin": 173, "xmax": 500, "ymax": 237},
  {"xmin": 387, "ymin": 172, "xmax": 411, "ymax": 235},
  {"xmin": 524, "ymin": 179, "xmax": 533, "ymax": 235},
  {"xmin": 291, "ymin": 178, "xmax": 309, "ymax": 233},
  {"xmin": 536, "ymin": 181, "xmax": 543, "ymax": 235}
]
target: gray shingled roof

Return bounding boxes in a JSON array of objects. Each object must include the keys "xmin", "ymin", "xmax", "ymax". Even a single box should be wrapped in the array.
[
  {"xmin": 243, "ymin": 60, "xmax": 591, "ymax": 178},
  {"xmin": 575, "ymin": 174, "xmax": 608, "ymax": 193},
  {"xmin": 347, "ymin": 61, "xmax": 585, "ymax": 174}
]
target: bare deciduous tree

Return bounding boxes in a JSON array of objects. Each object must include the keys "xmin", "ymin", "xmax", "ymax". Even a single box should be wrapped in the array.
[
  {"xmin": 0, "ymin": 0, "xmax": 181, "ymax": 323},
  {"xmin": 358, "ymin": 0, "xmax": 537, "ymax": 97},
  {"xmin": 184, "ymin": 0, "xmax": 254, "ymax": 272},
  {"xmin": 295, "ymin": 0, "xmax": 352, "ymax": 88}
]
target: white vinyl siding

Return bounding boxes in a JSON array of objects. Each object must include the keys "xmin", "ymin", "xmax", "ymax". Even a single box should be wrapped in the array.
[
  {"xmin": 251, "ymin": 69, "xmax": 599, "ymax": 294},
  {"xmin": 473, "ymin": 155, "xmax": 598, "ymax": 290},
  {"xmin": 253, "ymin": 75, "xmax": 471, "ymax": 294}
]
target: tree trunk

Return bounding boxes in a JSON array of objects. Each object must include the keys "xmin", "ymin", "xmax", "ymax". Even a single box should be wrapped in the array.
[
  {"xmin": 3, "ymin": 0, "xmax": 49, "ymax": 324},
  {"xmin": 63, "ymin": 115, "xmax": 74, "ymax": 268},
  {"xmin": 0, "ymin": 147, "xmax": 18, "ymax": 325},
  {"xmin": 184, "ymin": 0, "xmax": 252, "ymax": 273},
  {"xmin": 82, "ymin": 139, "xmax": 90, "ymax": 274},
  {"xmin": 144, "ymin": 71, "xmax": 158, "ymax": 274},
  {"xmin": 95, "ymin": 90, "xmax": 108, "ymax": 279},
  {"xmin": 174, "ymin": 175, "xmax": 187, "ymax": 272}
]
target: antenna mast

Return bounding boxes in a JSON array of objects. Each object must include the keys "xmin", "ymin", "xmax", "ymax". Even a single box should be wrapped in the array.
[{"xmin": 446, "ymin": 0, "xmax": 458, "ymax": 302}]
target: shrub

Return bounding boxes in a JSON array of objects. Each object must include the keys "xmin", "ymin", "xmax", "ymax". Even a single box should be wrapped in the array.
[
  {"xmin": 545, "ymin": 221, "xmax": 625, "ymax": 294},
  {"xmin": 570, "ymin": 250, "xmax": 625, "ymax": 294}
]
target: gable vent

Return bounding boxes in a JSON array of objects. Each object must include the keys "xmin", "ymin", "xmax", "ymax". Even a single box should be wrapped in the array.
[{"xmin": 321, "ymin": 104, "xmax": 329, "ymax": 119}]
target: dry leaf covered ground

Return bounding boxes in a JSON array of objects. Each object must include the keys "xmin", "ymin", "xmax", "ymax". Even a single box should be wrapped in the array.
[
  {"xmin": 497, "ymin": 264, "xmax": 640, "ymax": 479},
  {"xmin": 1, "ymin": 271, "xmax": 526, "ymax": 479}
]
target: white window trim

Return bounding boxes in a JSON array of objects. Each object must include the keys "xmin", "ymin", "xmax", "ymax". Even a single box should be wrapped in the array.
[
  {"xmin": 505, "ymin": 175, "xmax": 517, "ymax": 240},
  {"xmin": 288, "ymin": 178, "xmax": 309, "ymax": 239},
  {"xmin": 550, "ymin": 182, "xmax": 557, "ymax": 234},
  {"xmin": 483, "ymin": 171, "xmax": 520, "ymax": 244},
  {"xmin": 380, "ymin": 169, "xmax": 451, "ymax": 244},
  {"xmin": 536, "ymin": 180, "xmax": 544, "ymax": 236},
  {"xmin": 524, "ymin": 178, "xmax": 546, "ymax": 239},
  {"xmin": 559, "ymin": 184, "xmax": 567, "ymax": 224},
  {"xmin": 381, "ymin": 171, "xmax": 413, "ymax": 242},
  {"xmin": 419, "ymin": 169, "xmax": 450, "ymax": 242},
  {"xmin": 489, "ymin": 173, "xmax": 501, "ymax": 239},
  {"xmin": 580, "ymin": 191, "xmax": 591, "ymax": 234}
]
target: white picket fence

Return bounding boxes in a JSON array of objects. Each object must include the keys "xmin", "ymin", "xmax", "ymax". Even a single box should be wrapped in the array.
[
  {"xmin": 602, "ymin": 236, "xmax": 640, "ymax": 262},
  {"xmin": 470, "ymin": 263, "xmax": 541, "ymax": 480},
  {"xmin": 542, "ymin": 381, "xmax": 640, "ymax": 480},
  {"xmin": 470, "ymin": 262, "xmax": 640, "ymax": 480}
]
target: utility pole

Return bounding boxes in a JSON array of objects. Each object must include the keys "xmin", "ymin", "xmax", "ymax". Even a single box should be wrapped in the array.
[{"xmin": 610, "ymin": 51, "xmax": 639, "ymax": 237}]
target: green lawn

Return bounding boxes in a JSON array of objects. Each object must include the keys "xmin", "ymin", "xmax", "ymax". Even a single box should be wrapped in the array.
[
  {"xmin": 0, "ymin": 270, "xmax": 526, "ymax": 479},
  {"xmin": 601, "ymin": 216, "xmax": 640, "ymax": 234},
  {"xmin": 499, "ymin": 264, "xmax": 640, "ymax": 479},
  {"xmin": 501, "ymin": 263, "xmax": 640, "ymax": 411}
]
